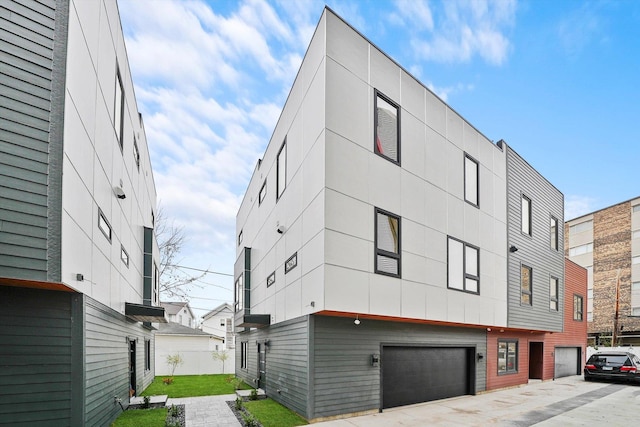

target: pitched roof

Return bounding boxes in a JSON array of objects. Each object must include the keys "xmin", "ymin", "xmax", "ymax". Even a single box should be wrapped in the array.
[
  {"xmin": 161, "ymin": 301, "xmax": 193, "ymax": 317},
  {"xmin": 156, "ymin": 322, "xmax": 222, "ymax": 339},
  {"xmin": 202, "ymin": 302, "xmax": 233, "ymax": 321}
]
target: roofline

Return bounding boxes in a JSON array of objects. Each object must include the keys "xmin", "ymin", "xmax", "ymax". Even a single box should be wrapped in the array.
[{"xmin": 565, "ymin": 195, "xmax": 640, "ymax": 222}]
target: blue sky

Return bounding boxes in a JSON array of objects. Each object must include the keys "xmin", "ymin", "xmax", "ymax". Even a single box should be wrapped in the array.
[{"xmin": 119, "ymin": 0, "xmax": 640, "ymax": 317}]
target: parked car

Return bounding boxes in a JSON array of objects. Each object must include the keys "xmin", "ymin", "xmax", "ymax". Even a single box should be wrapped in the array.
[{"xmin": 584, "ymin": 351, "xmax": 640, "ymax": 383}]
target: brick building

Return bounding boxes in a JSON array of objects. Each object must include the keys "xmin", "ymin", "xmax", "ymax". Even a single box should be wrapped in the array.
[{"xmin": 565, "ymin": 197, "xmax": 640, "ymax": 345}]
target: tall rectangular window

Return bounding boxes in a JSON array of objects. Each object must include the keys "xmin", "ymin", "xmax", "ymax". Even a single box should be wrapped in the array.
[
  {"xmin": 374, "ymin": 91, "xmax": 400, "ymax": 164},
  {"xmin": 464, "ymin": 154, "xmax": 479, "ymax": 207},
  {"xmin": 235, "ymin": 275, "xmax": 244, "ymax": 312},
  {"xmin": 240, "ymin": 341, "xmax": 248, "ymax": 369},
  {"xmin": 98, "ymin": 209, "xmax": 112, "ymax": 242},
  {"xmin": 114, "ymin": 68, "xmax": 124, "ymax": 150},
  {"xmin": 133, "ymin": 137, "xmax": 140, "ymax": 170},
  {"xmin": 574, "ymin": 294, "xmax": 583, "ymax": 321},
  {"xmin": 521, "ymin": 195, "xmax": 532, "ymax": 236},
  {"xmin": 498, "ymin": 340, "xmax": 518, "ymax": 374},
  {"xmin": 144, "ymin": 339, "xmax": 151, "ymax": 371},
  {"xmin": 447, "ymin": 237, "xmax": 480, "ymax": 294},
  {"xmin": 632, "ymin": 282, "xmax": 640, "ymax": 316},
  {"xmin": 549, "ymin": 276, "xmax": 559, "ymax": 311},
  {"xmin": 277, "ymin": 139, "xmax": 287, "ymax": 199},
  {"xmin": 375, "ymin": 208, "xmax": 401, "ymax": 277},
  {"xmin": 550, "ymin": 216, "xmax": 558, "ymax": 250},
  {"xmin": 153, "ymin": 263, "xmax": 159, "ymax": 305},
  {"xmin": 121, "ymin": 245, "xmax": 129, "ymax": 268},
  {"xmin": 521, "ymin": 264, "xmax": 532, "ymax": 305},
  {"xmin": 259, "ymin": 180, "xmax": 267, "ymax": 205}
]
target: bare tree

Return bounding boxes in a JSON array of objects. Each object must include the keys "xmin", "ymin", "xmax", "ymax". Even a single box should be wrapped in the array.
[
  {"xmin": 156, "ymin": 205, "xmax": 204, "ymax": 300},
  {"xmin": 212, "ymin": 350, "xmax": 230, "ymax": 374}
]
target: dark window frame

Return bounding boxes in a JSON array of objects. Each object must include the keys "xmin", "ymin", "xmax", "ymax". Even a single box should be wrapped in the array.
[
  {"xmin": 574, "ymin": 294, "xmax": 584, "ymax": 321},
  {"xmin": 114, "ymin": 66, "xmax": 125, "ymax": 152},
  {"xmin": 374, "ymin": 207, "xmax": 401, "ymax": 278},
  {"xmin": 285, "ymin": 252, "xmax": 298, "ymax": 274},
  {"xmin": 133, "ymin": 137, "xmax": 140, "ymax": 170},
  {"xmin": 121, "ymin": 245, "xmax": 129, "ymax": 268},
  {"xmin": 98, "ymin": 209, "xmax": 112, "ymax": 242},
  {"xmin": 259, "ymin": 180, "xmax": 267, "ymax": 205},
  {"xmin": 521, "ymin": 264, "xmax": 533, "ymax": 306},
  {"xmin": 549, "ymin": 276, "xmax": 559, "ymax": 311},
  {"xmin": 447, "ymin": 236, "xmax": 480, "ymax": 295},
  {"xmin": 550, "ymin": 215, "xmax": 559, "ymax": 251},
  {"xmin": 374, "ymin": 89, "xmax": 401, "ymax": 165},
  {"xmin": 238, "ymin": 230, "xmax": 243, "ymax": 246},
  {"xmin": 521, "ymin": 194, "xmax": 532, "ymax": 236},
  {"xmin": 276, "ymin": 139, "xmax": 287, "ymax": 200},
  {"xmin": 267, "ymin": 271, "xmax": 275, "ymax": 287},
  {"xmin": 144, "ymin": 339, "xmax": 151, "ymax": 371},
  {"xmin": 464, "ymin": 153, "xmax": 480, "ymax": 208},
  {"xmin": 498, "ymin": 340, "xmax": 518, "ymax": 375},
  {"xmin": 240, "ymin": 341, "xmax": 248, "ymax": 370}
]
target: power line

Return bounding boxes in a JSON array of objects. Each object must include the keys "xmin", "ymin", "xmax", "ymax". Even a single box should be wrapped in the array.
[
  {"xmin": 168, "ymin": 264, "xmax": 233, "ymax": 277},
  {"xmin": 188, "ymin": 295, "xmax": 233, "ymax": 302},
  {"xmin": 193, "ymin": 278, "xmax": 233, "ymax": 292}
]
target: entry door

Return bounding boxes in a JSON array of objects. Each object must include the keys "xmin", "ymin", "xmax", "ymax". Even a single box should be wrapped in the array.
[
  {"xmin": 257, "ymin": 343, "xmax": 266, "ymax": 390},
  {"xmin": 529, "ymin": 342, "xmax": 543, "ymax": 379},
  {"xmin": 129, "ymin": 340, "xmax": 136, "ymax": 396}
]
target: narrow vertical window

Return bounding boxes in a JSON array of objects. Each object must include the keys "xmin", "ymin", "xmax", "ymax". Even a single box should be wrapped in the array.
[
  {"xmin": 521, "ymin": 195, "xmax": 532, "ymax": 235},
  {"xmin": 464, "ymin": 154, "xmax": 479, "ymax": 207},
  {"xmin": 447, "ymin": 237, "xmax": 480, "ymax": 294},
  {"xmin": 521, "ymin": 264, "xmax": 532, "ymax": 305},
  {"xmin": 241, "ymin": 341, "xmax": 248, "ymax": 369},
  {"xmin": 375, "ymin": 208, "xmax": 401, "ymax": 277},
  {"xmin": 121, "ymin": 246, "xmax": 129, "ymax": 267},
  {"xmin": 133, "ymin": 137, "xmax": 140, "ymax": 170},
  {"xmin": 374, "ymin": 91, "xmax": 400, "ymax": 164},
  {"xmin": 114, "ymin": 68, "xmax": 125, "ymax": 150},
  {"xmin": 235, "ymin": 275, "xmax": 244, "ymax": 312},
  {"xmin": 550, "ymin": 215, "xmax": 558, "ymax": 250},
  {"xmin": 98, "ymin": 209, "xmax": 112, "ymax": 242},
  {"xmin": 277, "ymin": 139, "xmax": 287, "ymax": 199},
  {"xmin": 238, "ymin": 230, "xmax": 243, "ymax": 246},
  {"xmin": 549, "ymin": 276, "xmax": 559, "ymax": 311},
  {"xmin": 259, "ymin": 180, "xmax": 267, "ymax": 205},
  {"xmin": 574, "ymin": 295, "xmax": 584, "ymax": 321},
  {"xmin": 144, "ymin": 339, "xmax": 151, "ymax": 371},
  {"xmin": 153, "ymin": 263, "xmax": 159, "ymax": 305}
]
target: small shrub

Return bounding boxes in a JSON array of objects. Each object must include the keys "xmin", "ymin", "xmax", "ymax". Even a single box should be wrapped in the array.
[
  {"xmin": 241, "ymin": 411, "xmax": 259, "ymax": 427},
  {"xmin": 142, "ymin": 396, "xmax": 151, "ymax": 409},
  {"xmin": 235, "ymin": 396, "xmax": 244, "ymax": 410},
  {"xmin": 163, "ymin": 377, "xmax": 174, "ymax": 385},
  {"xmin": 168, "ymin": 404, "xmax": 179, "ymax": 417},
  {"xmin": 226, "ymin": 376, "xmax": 243, "ymax": 390},
  {"xmin": 165, "ymin": 419, "xmax": 180, "ymax": 427},
  {"xmin": 249, "ymin": 388, "xmax": 258, "ymax": 401}
]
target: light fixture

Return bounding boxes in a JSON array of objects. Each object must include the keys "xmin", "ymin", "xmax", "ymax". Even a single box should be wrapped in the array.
[
  {"xmin": 354, "ymin": 314, "xmax": 361, "ymax": 325},
  {"xmin": 114, "ymin": 186, "xmax": 126, "ymax": 199},
  {"xmin": 477, "ymin": 352, "xmax": 484, "ymax": 361},
  {"xmin": 509, "ymin": 245, "xmax": 518, "ymax": 253}
]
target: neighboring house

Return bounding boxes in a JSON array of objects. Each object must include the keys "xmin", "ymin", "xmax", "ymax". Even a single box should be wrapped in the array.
[
  {"xmin": 162, "ymin": 301, "xmax": 197, "ymax": 328},
  {"xmin": 565, "ymin": 197, "xmax": 640, "ymax": 345},
  {"xmin": 0, "ymin": 1, "xmax": 165, "ymax": 425},
  {"xmin": 154, "ymin": 322, "xmax": 226, "ymax": 375},
  {"xmin": 233, "ymin": 7, "xmax": 584, "ymax": 422},
  {"xmin": 201, "ymin": 302, "xmax": 235, "ymax": 350}
]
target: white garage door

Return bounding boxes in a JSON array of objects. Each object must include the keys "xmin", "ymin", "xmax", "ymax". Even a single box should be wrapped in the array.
[{"xmin": 555, "ymin": 347, "xmax": 580, "ymax": 378}]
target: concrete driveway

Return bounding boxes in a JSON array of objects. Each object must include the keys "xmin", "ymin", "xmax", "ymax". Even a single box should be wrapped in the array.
[{"xmin": 313, "ymin": 376, "xmax": 640, "ymax": 426}]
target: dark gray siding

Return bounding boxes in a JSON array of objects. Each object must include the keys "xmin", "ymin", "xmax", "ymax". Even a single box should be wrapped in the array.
[
  {"xmin": 84, "ymin": 296, "xmax": 154, "ymax": 427},
  {"xmin": 235, "ymin": 316, "xmax": 310, "ymax": 417},
  {"xmin": 311, "ymin": 316, "xmax": 486, "ymax": 420},
  {"xmin": 0, "ymin": 286, "xmax": 81, "ymax": 426},
  {"xmin": 505, "ymin": 143, "xmax": 564, "ymax": 331},
  {"xmin": 0, "ymin": 0, "xmax": 67, "ymax": 282}
]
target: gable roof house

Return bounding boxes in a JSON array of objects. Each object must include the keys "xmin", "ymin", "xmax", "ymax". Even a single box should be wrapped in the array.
[
  {"xmin": 234, "ymin": 7, "xmax": 583, "ymax": 422},
  {"xmin": 162, "ymin": 301, "xmax": 197, "ymax": 328},
  {"xmin": 0, "ymin": 1, "xmax": 164, "ymax": 425},
  {"xmin": 201, "ymin": 302, "xmax": 235, "ymax": 350}
]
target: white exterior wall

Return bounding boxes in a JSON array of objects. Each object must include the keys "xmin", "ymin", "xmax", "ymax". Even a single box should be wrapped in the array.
[
  {"xmin": 236, "ymin": 9, "xmax": 508, "ymax": 328},
  {"xmin": 60, "ymin": 0, "xmax": 157, "ymax": 313},
  {"xmin": 155, "ymin": 335, "xmax": 231, "ymax": 375},
  {"xmin": 201, "ymin": 310, "xmax": 234, "ymax": 349}
]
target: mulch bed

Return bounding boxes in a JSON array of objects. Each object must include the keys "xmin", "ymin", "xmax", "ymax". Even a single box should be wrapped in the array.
[
  {"xmin": 227, "ymin": 400, "xmax": 264, "ymax": 427},
  {"xmin": 165, "ymin": 404, "xmax": 186, "ymax": 427}
]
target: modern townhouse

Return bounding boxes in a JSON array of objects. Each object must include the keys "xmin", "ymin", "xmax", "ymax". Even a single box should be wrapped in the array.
[{"xmin": 0, "ymin": 0, "xmax": 164, "ymax": 425}]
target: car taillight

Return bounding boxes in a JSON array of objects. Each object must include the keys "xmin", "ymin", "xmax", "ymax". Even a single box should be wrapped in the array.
[
  {"xmin": 585, "ymin": 364, "xmax": 596, "ymax": 370},
  {"xmin": 620, "ymin": 366, "xmax": 637, "ymax": 373}
]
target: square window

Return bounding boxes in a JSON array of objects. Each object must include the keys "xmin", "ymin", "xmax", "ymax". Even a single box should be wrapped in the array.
[
  {"xmin": 498, "ymin": 340, "xmax": 518, "ymax": 374},
  {"xmin": 447, "ymin": 237, "xmax": 479, "ymax": 294},
  {"xmin": 98, "ymin": 209, "xmax": 112, "ymax": 242},
  {"xmin": 114, "ymin": 68, "xmax": 124, "ymax": 151},
  {"xmin": 521, "ymin": 195, "xmax": 532, "ymax": 236},
  {"xmin": 574, "ymin": 294, "xmax": 584, "ymax": 321},
  {"xmin": 521, "ymin": 264, "xmax": 532, "ymax": 305},
  {"xmin": 550, "ymin": 216, "xmax": 558, "ymax": 250},
  {"xmin": 285, "ymin": 253, "xmax": 297, "ymax": 274},
  {"xmin": 121, "ymin": 245, "xmax": 129, "ymax": 268},
  {"xmin": 374, "ymin": 91, "xmax": 400, "ymax": 164},
  {"xmin": 277, "ymin": 139, "xmax": 287, "ymax": 199},
  {"xmin": 259, "ymin": 180, "xmax": 267, "ymax": 205},
  {"xmin": 267, "ymin": 271, "xmax": 275, "ymax": 287},
  {"xmin": 549, "ymin": 276, "xmax": 559, "ymax": 311},
  {"xmin": 375, "ymin": 208, "xmax": 401, "ymax": 277},
  {"xmin": 464, "ymin": 154, "xmax": 479, "ymax": 207}
]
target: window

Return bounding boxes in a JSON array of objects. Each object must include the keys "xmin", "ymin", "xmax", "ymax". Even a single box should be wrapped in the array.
[
  {"xmin": 447, "ymin": 237, "xmax": 480, "ymax": 294},
  {"xmin": 277, "ymin": 139, "xmax": 287, "ymax": 199},
  {"xmin": 259, "ymin": 180, "xmax": 267, "ymax": 205},
  {"xmin": 267, "ymin": 271, "xmax": 275, "ymax": 287},
  {"xmin": 550, "ymin": 216, "xmax": 558, "ymax": 250},
  {"xmin": 498, "ymin": 340, "xmax": 518, "ymax": 374},
  {"xmin": 569, "ymin": 220, "xmax": 592, "ymax": 234},
  {"xmin": 464, "ymin": 154, "xmax": 479, "ymax": 207},
  {"xmin": 121, "ymin": 245, "xmax": 129, "ymax": 267},
  {"xmin": 144, "ymin": 339, "xmax": 151, "ymax": 371},
  {"xmin": 153, "ymin": 263, "xmax": 159, "ymax": 305},
  {"xmin": 220, "ymin": 319, "xmax": 226, "ymax": 327},
  {"xmin": 521, "ymin": 195, "xmax": 532, "ymax": 236},
  {"xmin": 521, "ymin": 265, "xmax": 532, "ymax": 305},
  {"xmin": 549, "ymin": 276, "xmax": 559, "ymax": 311},
  {"xmin": 374, "ymin": 91, "xmax": 400, "ymax": 164},
  {"xmin": 241, "ymin": 341, "xmax": 248, "ymax": 369},
  {"xmin": 633, "ymin": 282, "xmax": 640, "ymax": 317},
  {"xmin": 98, "ymin": 209, "xmax": 112, "ymax": 242},
  {"xmin": 114, "ymin": 68, "xmax": 124, "ymax": 150},
  {"xmin": 285, "ymin": 253, "xmax": 297, "ymax": 274},
  {"xmin": 375, "ymin": 208, "xmax": 401, "ymax": 277},
  {"xmin": 235, "ymin": 275, "xmax": 244, "ymax": 312},
  {"xmin": 574, "ymin": 295, "xmax": 584, "ymax": 321},
  {"xmin": 568, "ymin": 243, "xmax": 593, "ymax": 256},
  {"xmin": 133, "ymin": 137, "xmax": 140, "ymax": 170},
  {"xmin": 238, "ymin": 230, "xmax": 243, "ymax": 246},
  {"xmin": 633, "ymin": 205, "xmax": 640, "ymax": 213},
  {"xmin": 151, "ymin": 210, "xmax": 155, "ymax": 226}
]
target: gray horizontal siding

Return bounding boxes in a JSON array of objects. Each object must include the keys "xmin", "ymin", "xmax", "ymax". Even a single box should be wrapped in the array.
[
  {"xmin": 311, "ymin": 316, "xmax": 486, "ymax": 419},
  {"xmin": 0, "ymin": 0, "xmax": 58, "ymax": 282},
  {"xmin": 0, "ymin": 286, "xmax": 73, "ymax": 426},
  {"xmin": 506, "ymin": 145, "xmax": 564, "ymax": 331}
]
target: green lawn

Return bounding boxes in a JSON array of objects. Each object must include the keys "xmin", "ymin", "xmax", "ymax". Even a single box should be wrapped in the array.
[
  {"xmin": 110, "ymin": 408, "xmax": 166, "ymax": 427},
  {"xmin": 244, "ymin": 399, "xmax": 308, "ymax": 427},
  {"xmin": 141, "ymin": 374, "xmax": 251, "ymax": 398}
]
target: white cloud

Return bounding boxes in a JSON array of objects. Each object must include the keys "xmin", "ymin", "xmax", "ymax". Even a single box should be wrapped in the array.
[
  {"xmin": 556, "ymin": 2, "xmax": 606, "ymax": 58},
  {"xmin": 565, "ymin": 195, "xmax": 598, "ymax": 220}
]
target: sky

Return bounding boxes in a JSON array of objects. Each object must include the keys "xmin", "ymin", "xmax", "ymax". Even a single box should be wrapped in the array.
[{"xmin": 118, "ymin": 0, "xmax": 640, "ymax": 319}]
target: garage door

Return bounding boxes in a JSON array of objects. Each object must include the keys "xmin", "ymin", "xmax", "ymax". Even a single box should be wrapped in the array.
[
  {"xmin": 382, "ymin": 346, "xmax": 472, "ymax": 409},
  {"xmin": 555, "ymin": 347, "xmax": 580, "ymax": 378}
]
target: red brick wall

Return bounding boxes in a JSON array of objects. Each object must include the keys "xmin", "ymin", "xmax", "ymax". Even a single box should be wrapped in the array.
[{"xmin": 486, "ymin": 331, "xmax": 544, "ymax": 390}]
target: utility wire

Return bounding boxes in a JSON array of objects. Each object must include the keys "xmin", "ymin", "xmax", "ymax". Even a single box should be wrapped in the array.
[{"xmin": 167, "ymin": 264, "xmax": 233, "ymax": 277}]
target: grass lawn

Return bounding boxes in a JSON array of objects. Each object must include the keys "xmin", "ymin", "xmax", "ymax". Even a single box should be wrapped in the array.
[
  {"xmin": 244, "ymin": 399, "xmax": 308, "ymax": 427},
  {"xmin": 110, "ymin": 408, "xmax": 167, "ymax": 427},
  {"xmin": 141, "ymin": 374, "xmax": 251, "ymax": 398}
]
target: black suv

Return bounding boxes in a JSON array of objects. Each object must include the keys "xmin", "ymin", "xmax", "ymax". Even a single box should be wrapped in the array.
[{"xmin": 584, "ymin": 351, "xmax": 640, "ymax": 383}]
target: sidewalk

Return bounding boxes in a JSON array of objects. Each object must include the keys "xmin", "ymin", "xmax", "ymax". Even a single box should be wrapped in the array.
[{"xmin": 167, "ymin": 394, "xmax": 239, "ymax": 427}]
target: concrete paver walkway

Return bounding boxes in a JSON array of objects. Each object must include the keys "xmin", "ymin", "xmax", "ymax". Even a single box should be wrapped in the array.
[{"xmin": 167, "ymin": 394, "xmax": 239, "ymax": 427}]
